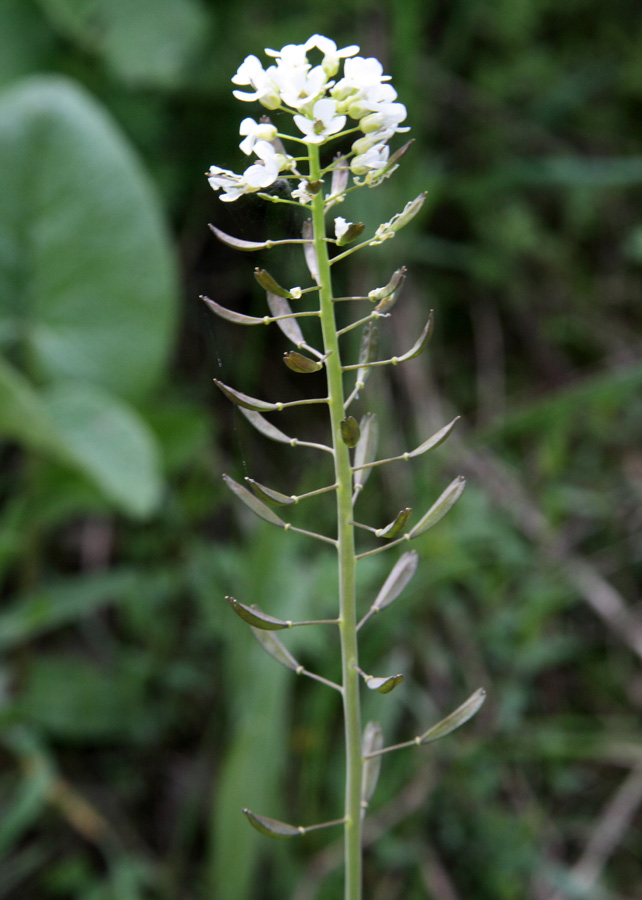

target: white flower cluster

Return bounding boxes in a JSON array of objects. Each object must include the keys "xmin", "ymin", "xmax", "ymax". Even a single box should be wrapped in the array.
[{"xmin": 207, "ymin": 35, "xmax": 409, "ymax": 203}]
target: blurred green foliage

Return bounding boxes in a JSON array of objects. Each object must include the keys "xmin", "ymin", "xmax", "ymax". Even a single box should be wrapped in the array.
[{"xmin": 1, "ymin": 0, "xmax": 641, "ymax": 898}]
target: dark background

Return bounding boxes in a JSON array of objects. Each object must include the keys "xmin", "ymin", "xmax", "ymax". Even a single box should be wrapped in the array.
[{"xmin": 1, "ymin": 1, "xmax": 642, "ymax": 898}]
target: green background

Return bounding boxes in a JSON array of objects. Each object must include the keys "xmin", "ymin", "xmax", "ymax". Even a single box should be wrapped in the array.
[{"xmin": 1, "ymin": 1, "xmax": 641, "ymax": 898}]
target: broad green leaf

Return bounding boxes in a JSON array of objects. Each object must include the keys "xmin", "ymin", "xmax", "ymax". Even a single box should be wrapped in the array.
[
  {"xmin": 225, "ymin": 596, "xmax": 292, "ymax": 631},
  {"xmin": 409, "ymin": 476, "xmax": 466, "ymax": 538},
  {"xmin": 42, "ymin": 381, "xmax": 162, "ymax": 518},
  {"xmin": 222, "ymin": 474, "xmax": 286, "ymax": 527},
  {"xmin": 420, "ymin": 688, "xmax": 486, "ymax": 744},
  {"xmin": 0, "ymin": 356, "xmax": 63, "ymax": 454},
  {"xmin": 0, "ymin": 362, "xmax": 162, "ymax": 517},
  {"xmin": 0, "ymin": 0, "xmax": 55, "ymax": 88},
  {"xmin": 242, "ymin": 809, "xmax": 302, "ymax": 839},
  {"xmin": 35, "ymin": 0, "xmax": 210, "ymax": 88},
  {"xmin": 0, "ymin": 76, "xmax": 176, "ymax": 401}
]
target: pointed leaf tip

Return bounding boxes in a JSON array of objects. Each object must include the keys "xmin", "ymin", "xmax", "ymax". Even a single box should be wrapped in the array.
[{"xmin": 242, "ymin": 809, "xmax": 302, "ymax": 838}]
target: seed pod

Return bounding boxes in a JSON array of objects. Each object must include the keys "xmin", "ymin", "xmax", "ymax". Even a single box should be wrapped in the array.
[
  {"xmin": 353, "ymin": 413, "xmax": 379, "ymax": 493},
  {"xmin": 222, "ymin": 474, "xmax": 286, "ymax": 527},
  {"xmin": 243, "ymin": 809, "xmax": 303, "ymax": 839},
  {"xmin": 336, "ymin": 221, "xmax": 365, "ymax": 246},
  {"xmin": 361, "ymin": 672, "xmax": 404, "ymax": 694},
  {"xmin": 375, "ymin": 508, "xmax": 412, "ymax": 539},
  {"xmin": 266, "ymin": 292, "xmax": 305, "ymax": 346},
  {"xmin": 214, "ymin": 379, "xmax": 279, "ymax": 412},
  {"xmin": 226, "ymin": 596, "xmax": 292, "ymax": 630},
  {"xmin": 201, "ymin": 295, "xmax": 267, "ymax": 325},
  {"xmin": 246, "ymin": 477, "xmax": 296, "ymax": 506},
  {"xmin": 361, "ymin": 722, "xmax": 384, "ymax": 808},
  {"xmin": 254, "ymin": 268, "xmax": 297, "ymax": 299},
  {"xmin": 340, "ymin": 416, "xmax": 361, "ymax": 448},
  {"xmin": 409, "ymin": 476, "xmax": 466, "ymax": 538},
  {"xmin": 419, "ymin": 688, "xmax": 486, "ymax": 745},
  {"xmin": 251, "ymin": 628, "xmax": 300, "ymax": 672},
  {"xmin": 372, "ymin": 551, "xmax": 419, "ymax": 613},
  {"xmin": 283, "ymin": 351, "xmax": 323, "ymax": 373}
]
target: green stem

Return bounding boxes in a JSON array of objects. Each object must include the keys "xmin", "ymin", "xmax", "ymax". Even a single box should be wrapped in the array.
[{"xmin": 308, "ymin": 144, "xmax": 363, "ymax": 900}]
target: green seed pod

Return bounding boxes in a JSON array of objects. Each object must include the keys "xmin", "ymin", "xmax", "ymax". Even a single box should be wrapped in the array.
[
  {"xmin": 243, "ymin": 809, "xmax": 303, "ymax": 839},
  {"xmin": 340, "ymin": 416, "xmax": 361, "ymax": 448},
  {"xmin": 254, "ymin": 268, "xmax": 297, "ymax": 299},
  {"xmin": 375, "ymin": 508, "xmax": 412, "ymax": 539},
  {"xmin": 419, "ymin": 688, "xmax": 486, "ymax": 745},
  {"xmin": 226, "ymin": 596, "xmax": 292, "ymax": 630},
  {"xmin": 283, "ymin": 351, "xmax": 323, "ymax": 373}
]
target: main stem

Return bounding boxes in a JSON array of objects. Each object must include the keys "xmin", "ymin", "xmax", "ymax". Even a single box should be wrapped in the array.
[{"xmin": 308, "ymin": 145, "xmax": 363, "ymax": 900}]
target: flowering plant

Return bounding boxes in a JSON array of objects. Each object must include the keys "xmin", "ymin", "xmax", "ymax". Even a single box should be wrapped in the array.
[{"xmin": 203, "ymin": 34, "xmax": 485, "ymax": 900}]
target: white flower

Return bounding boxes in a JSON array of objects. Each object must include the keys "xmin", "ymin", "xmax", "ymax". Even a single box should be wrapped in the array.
[
  {"xmin": 274, "ymin": 64, "xmax": 328, "ymax": 112},
  {"xmin": 242, "ymin": 140, "xmax": 284, "ymax": 188},
  {"xmin": 359, "ymin": 103, "xmax": 407, "ymax": 134},
  {"xmin": 293, "ymin": 98, "xmax": 346, "ymax": 144},
  {"xmin": 265, "ymin": 42, "xmax": 310, "ymax": 68},
  {"xmin": 334, "ymin": 217, "xmax": 351, "ymax": 241},
  {"xmin": 207, "ymin": 166, "xmax": 248, "ymax": 202},
  {"xmin": 207, "ymin": 141, "xmax": 288, "ymax": 202},
  {"xmin": 292, "ymin": 180, "xmax": 317, "ymax": 204},
  {"xmin": 304, "ymin": 35, "xmax": 359, "ymax": 77},
  {"xmin": 350, "ymin": 142, "xmax": 389, "ymax": 177},
  {"xmin": 332, "ymin": 56, "xmax": 391, "ymax": 102},
  {"xmin": 232, "ymin": 55, "xmax": 280, "ymax": 109},
  {"xmin": 239, "ymin": 117, "xmax": 278, "ymax": 155}
]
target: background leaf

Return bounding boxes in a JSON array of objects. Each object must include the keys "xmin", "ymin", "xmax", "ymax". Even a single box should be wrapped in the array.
[{"xmin": 0, "ymin": 75, "xmax": 177, "ymax": 401}]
